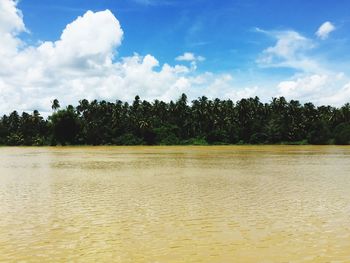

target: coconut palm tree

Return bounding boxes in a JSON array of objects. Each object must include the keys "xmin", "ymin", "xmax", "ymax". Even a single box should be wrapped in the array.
[{"xmin": 51, "ymin": 99, "xmax": 60, "ymax": 112}]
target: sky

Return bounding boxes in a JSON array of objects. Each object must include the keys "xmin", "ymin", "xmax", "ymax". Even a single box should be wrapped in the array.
[{"xmin": 1, "ymin": 0, "xmax": 350, "ymax": 115}]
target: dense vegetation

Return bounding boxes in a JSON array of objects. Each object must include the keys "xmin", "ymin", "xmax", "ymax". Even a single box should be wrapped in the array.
[{"xmin": 1, "ymin": 95, "xmax": 350, "ymax": 146}]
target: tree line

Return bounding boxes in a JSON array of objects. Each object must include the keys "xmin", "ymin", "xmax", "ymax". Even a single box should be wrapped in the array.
[{"xmin": 1, "ymin": 94, "xmax": 350, "ymax": 146}]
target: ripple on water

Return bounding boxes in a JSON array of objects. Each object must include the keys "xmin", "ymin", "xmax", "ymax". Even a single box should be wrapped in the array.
[{"xmin": 0, "ymin": 146, "xmax": 350, "ymax": 262}]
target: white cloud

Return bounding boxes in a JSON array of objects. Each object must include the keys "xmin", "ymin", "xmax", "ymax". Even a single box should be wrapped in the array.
[
  {"xmin": 176, "ymin": 52, "xmax": 195, "ymax": 61},
  {"xmin": 0, "ymin": 0, "xmax": 239, "ymax": 115},
  {"xmin": 175, "ymin": 52, "xmax": 205, "ymax": 71},
  {"xmin": 265, "ymin": 31, "xmax": 311, "ymax": 58},
  {"xmin": 257, "ymin": 30, "xmax": 320, "ymax": 73},
  {"xmin": 0, "ymin": 0, "xmax": 349, "ymax": 117},
  {"xmin": 0, "ymin": 0, "xmax": 25, "ymax": 34},
  {"xmin": 257, "ymin": 27, "xmax": 350, "ymax": 106},
  {"xmin": 316, "ymin": 21, "xmax": 335, "ymax": 40},
  {"xmin": 278, "ymin": 74, "xmax": 328, "ymax": 100},
  {"xmin": 176, "ymin": 52, "xmax": 205, "ymax": 62},
  {"xmin": 0, "ymin": 0, "xmax": 26, "ymax": 58},
  {"xmin": 277, "ymin": 73, "xmax": 350, "ymax": 106}
]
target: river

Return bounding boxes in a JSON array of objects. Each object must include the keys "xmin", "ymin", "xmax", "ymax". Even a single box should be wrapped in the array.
[{"xmin": 0, "ymin": 146, "xmax": 350, "ymax": 262}]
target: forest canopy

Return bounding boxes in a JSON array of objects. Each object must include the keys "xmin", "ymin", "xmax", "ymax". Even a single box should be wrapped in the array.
[{"xmin": 1, "ymin": 94, "xmax": 350, "ymax": 146}]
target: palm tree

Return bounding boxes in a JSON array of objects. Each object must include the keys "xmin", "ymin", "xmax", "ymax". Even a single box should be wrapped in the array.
[{"xmin": 51, "ymin": 99, "xmax": 60, "ymax": 112}]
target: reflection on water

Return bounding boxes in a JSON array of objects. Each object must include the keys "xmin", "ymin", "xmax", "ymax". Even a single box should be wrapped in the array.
[{"xmin": 0, "ymin": 146, "xmax": 350, "ymax": 262}]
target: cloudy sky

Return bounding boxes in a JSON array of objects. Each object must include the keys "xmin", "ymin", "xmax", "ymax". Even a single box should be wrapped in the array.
[{"xmin": 1, "ymin": 0, "xmax": 350, "ymax": 114}]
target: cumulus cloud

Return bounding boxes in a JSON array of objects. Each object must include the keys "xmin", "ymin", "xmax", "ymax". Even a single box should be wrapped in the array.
[
  {"xmin": 278, "ymin": 74, "xmax": 329, "ymax": 101},
  {"xmin": 316, "ymin": 21, "xmax": 335, "ymax": 40},
  {"xmin": 0, "ymin": 0, "xmax": 245, "ymax": 115},
  {"xmin": 0, "ymin": 0, "xmax": 25, "ymax": 58},
  {"xmin": 0, "ymin": 0, "xmax": 25, "ymax": 34},
  {"xmin": 0, "ymin": 0, "xmax": 349, "ymax": 116},
  {"xmin": 0, "ymin": 6, "xmax": 125, "ymax": 114},
  {"xmin": 277, "ymin": 73, "xmax": 350, "ymax": 106},
  {"xmin": 257, "ymin": 27, "xmax": 350, "ymax": 106}
]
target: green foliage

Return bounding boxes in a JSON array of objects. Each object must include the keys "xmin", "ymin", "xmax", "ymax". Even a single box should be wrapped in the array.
[
  {"xmin": 0, "ymin": 94, "xmax": 349, "ymax": 146},
  {"xmin": 113, "ymin": 133, "xmax": 144, "ymax": 145},
  {"xmin": 281, "ymin": 140, "xmax": 308, "ymax": 145},
  {"xmin": 154, "ymin": 126, "xmax": 180, "ymax": 145},
  {"xmin": 183, "ymin": 137, "xmax": 208, "ymax": 145},
  {"xmin": 307, "ymin": 121, "xmax": 331, "ymax": 145},
  {"xmin": 49, "ymin": 107, "xmax": 80, "ymax": 145},
  {"xmin": 334, "ymin": 123, "xmax": 350, "ymax": 145},
  {"xmin": 206, "ymin": 130, "xmax": 229, "ymax": 144},
  {"xmin": 6, "ymin": 133, "xmax": 24, "ymax": 146},
  {"xmin": 250, "ymin": 133, "xmax": 268, "ymax": 144}
]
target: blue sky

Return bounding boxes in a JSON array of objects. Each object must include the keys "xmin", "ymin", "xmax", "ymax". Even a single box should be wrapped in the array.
[
  {"xmin": 19, "ymin": 0, "xmax": 350, "ymax": 73},
  {"xmin": 0, "ymin": 0, "xmax": 350, "ymax": 114}
]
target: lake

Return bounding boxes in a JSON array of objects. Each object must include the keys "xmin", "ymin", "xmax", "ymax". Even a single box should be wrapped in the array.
[{"xmin": 0, "ymin": 146, "xmax": 350, "ymax": 262}]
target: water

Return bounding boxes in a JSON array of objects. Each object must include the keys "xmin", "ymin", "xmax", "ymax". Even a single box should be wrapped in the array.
[{"xmin": 0, "ymin": 146, "xmax": 350, "ymax": 262}]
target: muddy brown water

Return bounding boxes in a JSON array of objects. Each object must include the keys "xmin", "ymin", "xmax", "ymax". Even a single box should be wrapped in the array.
[{"xmin": 0, "ymin": 146, "xmax": 350, "ymax": 262}]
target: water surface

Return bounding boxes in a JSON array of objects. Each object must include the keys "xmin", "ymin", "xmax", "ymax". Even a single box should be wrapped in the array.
[{"xmin": 1, "ymin": 146, "xmax": 350, "ymax": 262}]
